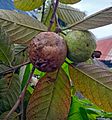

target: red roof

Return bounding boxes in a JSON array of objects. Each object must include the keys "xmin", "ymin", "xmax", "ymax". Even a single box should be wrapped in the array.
[{"xmin": 96, "ymin": 37, "xmax": 112, "ymax": 60}]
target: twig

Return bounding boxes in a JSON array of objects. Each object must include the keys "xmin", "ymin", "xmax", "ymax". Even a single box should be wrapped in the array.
[
  {"xmin": 41, "ymin": 0, "xmax": 46, "ymax": 22},
  {"xmin": 20, "ymin": 100, "xmax": 24, "ymax": 120},
  {"xmin": 0, "ymin": 61, "xmax": 30, "ymax": 75},
  {"xmin": 48, "ymin": 0, "xmax": 59, "ymax": 31},
  {"xmin": 3, "ymin": 66, "xmax": 35, "ymax": 120}
]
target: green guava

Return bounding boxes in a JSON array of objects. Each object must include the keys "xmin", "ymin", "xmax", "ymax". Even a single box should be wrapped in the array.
[{"xmin": 64, "ymin": 30, "xmax": 96, "ymax": 63}]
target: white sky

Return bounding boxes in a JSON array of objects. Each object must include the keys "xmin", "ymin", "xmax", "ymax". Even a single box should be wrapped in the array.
[{"xmin": 71, "ymin": 0, "xmax": 112, "ymax": 40}]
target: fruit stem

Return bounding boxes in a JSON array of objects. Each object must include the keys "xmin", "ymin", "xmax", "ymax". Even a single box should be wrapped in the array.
[
  {"xmin": 48, "ymin": 0, "xmax": 59, "ymax": 31},
  {"xmin": 3, "ymin": 66, "xmax": 35, "ymax": 120}
]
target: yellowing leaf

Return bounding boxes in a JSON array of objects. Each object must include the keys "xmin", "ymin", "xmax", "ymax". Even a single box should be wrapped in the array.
[
  {"xmin": 69, "ymin": 63, "xmax": 112, "ymax": 112},
  {"xmin": 0, "ymin": 111, "xmax": 19, "ymax": 120},
  {"xmin": 26, "ymin": 69, "xmax": 71, "ymax": 120},
  {"xmin": 14, "ymin": 0, "xmax": 43, "ymax": 11},
  {"xmin": 60, "ymin": 0, "xmax": 80, "ymax": 4}
]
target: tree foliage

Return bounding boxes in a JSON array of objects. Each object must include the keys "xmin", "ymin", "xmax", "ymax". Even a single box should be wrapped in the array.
[{"xmin": 0, "ymin": 0, "xmax": 112, "ymax": 120}]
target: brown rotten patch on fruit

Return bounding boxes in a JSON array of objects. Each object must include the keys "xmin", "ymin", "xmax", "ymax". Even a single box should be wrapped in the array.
[{"xmin": 28, "ymin": 32, "xmax": 67, "ymax": 72}]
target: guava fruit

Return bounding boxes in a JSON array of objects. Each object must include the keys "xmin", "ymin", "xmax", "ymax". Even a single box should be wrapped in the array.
[
  {"xmin": 28, "ymin": 32, "xmax": 67, "ymax": 72},
  {"xmin": 64, "ymin": 30, "xmax": 96, "ymax": 63}
]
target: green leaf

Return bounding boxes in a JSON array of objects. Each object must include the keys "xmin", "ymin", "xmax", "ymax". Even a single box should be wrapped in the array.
[
  {"xmin": 26, "ymin": 69, "xmax": 71, "ymax": 120},
  {"xmin": 68, "ymin": 97, "xmax": 83, "ymax": 120},
  {"xmin": 65, "ymin": 6, "xmax": 112, "ymax": 30},
  {"xmin": 14, "ymin": 44, "xmax": 27, "ymax": 55},
  {"xmin": 59, "ymin": 0, "xmax": 80, "ymax": 4},
  {"xmin": 21, "ymin": 64, "xmax": 30, "ymax": 90},
  {"xmin": 0, "ymin": 111, "xmax": 19, "ymax": 120},
  {"xmin": 43, "ymin": 6, "xmax": 57, "ymax": 31},
  {"xmin": 23, "ymin": 89, "xmax": 32, "ymax": 119},
  {"xmin": 57, "ymin": 4, "xmax": 85, "ymax": 26},
  {"xmin": 13, "ymin": 44, "xmax": 28, "ymax": 65},
  {"xmin": 0, "ymin": 73, "xmax": 21, "ymax": 114},
  {"xmin": 68, "ymin": 96, "xmax": 112, "ymax": 120},
  {"xmin": 0, "ymin": 27, "xmax": 14, "ymax": 66},
  {"xmin": 103, "ymin": 112, "xmax": 112, "ymax": 118},
  {"xmin": 27, "ymin": 85, "xmax": 34, "ymax": 94},
  {"xmin": 62, "ymin": 62, "xmax": 70, "ymax": 78},
  {"xmin": 0, "ymin": 64, "xmax": 10, "ymax": 74},
  {"xmin": 30, "ymin": 64, "xmax": 45, "ymax": 79},
  {"xmin": 0, "ymin": 10, "xmax": 47, "ymax": 44},
  {"xmin": 69, "ymin": 63, "xmax": 112, "ymax": 112},
  {"xmin": 79, "ymin": 107, "xmax": 90, "ymax": 120},
  {"xmin": 14, "ymin": 0, "xmax": 43, "ymax": 11},
  {"xmin": 68, "ymin": 96, "xmax": 89, "ymax": 120}
]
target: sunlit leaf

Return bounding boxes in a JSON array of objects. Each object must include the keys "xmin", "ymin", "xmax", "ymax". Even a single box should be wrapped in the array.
[
  {"xmin": 30, "ymin": 64, "xmax": 45, "ymax": 79},
  {"xmin": 27, "ymin": 85, "xmax": 34, "ymax": 94},
  {"xmin": 68, "ymin": 96, "xmax": 86, "ymax": 120},
  {"xmin": 59, "ymin": 0, "xmax": 80, "ymax": 4},
  {"xmin": 0, "ymin": 73, "xmax": 21, "ymax": 114},
  {"xmin": 69, "ymin": 63, "xmax": 112, "ymax": 112},
  {"xmin": 57, "ymin": 4, "xmax": 85, "ymax": 26},
  {"xmin": 65, "ymin": 6, "xmax": 112, "ymax": 30},
  {"xmin": 0, "ymin": 10, "xmax": 47, "ymax": 44},
  {"xmin": 21, "ymin": 64, "xmax": 30, "ymax": 90},
  {"xmin": 26, "ymin": 69, "xmax": 71, "ymax": 120},
  {"xmin": 14, "ymin": 0, "xmax": 43, "ymax": 11},
  {"xmin": 62, "ymin": 62, "xmax": 70, "ymax": 78},
  {"xmin": 0, "ymin": 27, "xmax": 14, "ymax": 66},
  {"xmin": 68, "ymin": 96, "xmax": 109, "ymax": 120}
]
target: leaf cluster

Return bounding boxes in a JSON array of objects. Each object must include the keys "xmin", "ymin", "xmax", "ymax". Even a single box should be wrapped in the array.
[{"xmin": 0, "ymin": 0, "xmax": 112, "ymax": 120}]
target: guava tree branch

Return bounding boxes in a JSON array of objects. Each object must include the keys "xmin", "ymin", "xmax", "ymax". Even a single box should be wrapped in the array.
[
  {"xmin": 4, "ymin": 66, "xmax": 35, "ymax": 120},
  {"xmin": 48, "ymin": 0, "xmax": 59, "ymax": 31},
  {"xmin": 0, "ymin": 61, "xmax": 30, "ymax": 75},
  {"xmin": 41, "ymin": 0, "xmax": 46, "ymax": 22},
  {"xmin": 55, "ymin": 14, "xmax": 62, "ymax": 33}
]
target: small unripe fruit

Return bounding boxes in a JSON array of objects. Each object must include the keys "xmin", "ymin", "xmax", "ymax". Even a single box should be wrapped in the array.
[
  {"xmin": 28, "ymin": 32, "xmax": 67, "ymax": 72},
  {"xmin": 64, "ymin": 30, "xmax": 96, "ymax": 63}
]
